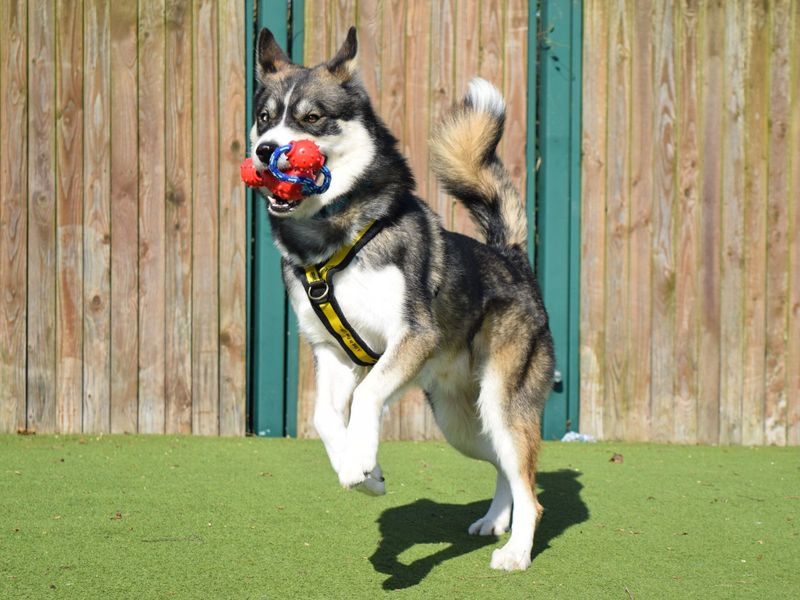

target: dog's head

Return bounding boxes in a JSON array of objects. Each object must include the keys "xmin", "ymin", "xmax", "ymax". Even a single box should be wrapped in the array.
[{"xmin": 251, "ymin": 27, "xmax": 376, "ymax": 219}]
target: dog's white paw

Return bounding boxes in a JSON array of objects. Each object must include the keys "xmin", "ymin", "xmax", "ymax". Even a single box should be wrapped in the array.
[
  {"xmin": 490, "ymin": 545, "xmax": 532, "ymax": 571},
  {"xmin": 338, "ymin": 462, "xmax": 368, "ymax": 489},
  {"xmin": 338, "ymin": 435, "xmax": 377, "ymax": 489},
  {"xmin": 338, "ymin": 451, "xmax": 377, "ymax": 488},
  {"xmin": 468, "ymin": 513, "xmax": 510, "ymax": 536}
]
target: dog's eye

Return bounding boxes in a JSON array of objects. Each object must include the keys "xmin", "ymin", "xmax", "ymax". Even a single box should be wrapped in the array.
[
  {"xmin": 258, "ymin": 111, "xmax": 269, "ymax": 123},
  {"xmin": 304, "ymin": 113, "xmax": 321, "ymax": 124}
]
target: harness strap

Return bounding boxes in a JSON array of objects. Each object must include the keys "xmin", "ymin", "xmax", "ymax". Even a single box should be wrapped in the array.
[{"xmin": 295, "ymin": 220, "xmax": 383, "ymax": 366}]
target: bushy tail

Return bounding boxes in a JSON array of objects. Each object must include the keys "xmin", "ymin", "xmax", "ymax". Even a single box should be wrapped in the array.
[{"xmin": 430, "ymin": 78, "xmax": 527, "ymax": 253}]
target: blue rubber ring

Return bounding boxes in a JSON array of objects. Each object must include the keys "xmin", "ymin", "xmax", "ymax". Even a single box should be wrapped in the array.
[{"xmin": 267, "ymin": 143, "xmax": 331, "ymax": 195}]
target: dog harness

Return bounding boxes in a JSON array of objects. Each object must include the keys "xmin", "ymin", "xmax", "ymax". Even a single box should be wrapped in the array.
[{"xmin": 295, "ymin": 220, "xmax": 383, "ymax": 366}]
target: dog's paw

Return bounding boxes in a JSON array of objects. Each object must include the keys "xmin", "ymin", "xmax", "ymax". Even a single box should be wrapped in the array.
[
  {"xmin": 468, "ymin": 514, "xmax": 510, "ymax": 536},
  {"xmin": 338, "ymin": 439, "xmax": 377, "ymax": 489},
  {"xmin": 490, "ymin": 545, "xmax": 532, "ymax": 571},
  {"xmin": 338, "ymin": 462, "xmax": 368, "ymax": 489},
  {"xmin": 338, "ymin": 454, "xmax": 376, "ymax": 488}
]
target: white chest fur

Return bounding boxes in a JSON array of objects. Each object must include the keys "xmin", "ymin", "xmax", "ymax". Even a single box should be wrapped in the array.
[{"xmin": 287, "ymin": 260, "xmax": 407, "ymax": 357}]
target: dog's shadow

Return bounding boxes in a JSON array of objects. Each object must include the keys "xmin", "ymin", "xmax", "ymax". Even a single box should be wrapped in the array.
[{"xmin": 369, "ymin": 469, "xmax": 589, "ymax": 590}]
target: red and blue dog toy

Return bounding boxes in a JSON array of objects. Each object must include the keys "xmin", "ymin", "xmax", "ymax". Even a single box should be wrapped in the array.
[{"xmin": 240, "ymin": 140, "xmax": 332, "ymax": 201}]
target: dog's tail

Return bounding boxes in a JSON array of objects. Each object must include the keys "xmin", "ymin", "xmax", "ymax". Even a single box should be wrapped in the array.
[{"xmin": 430, "ymin": 78, "xmax": 527, "ymax": 253}]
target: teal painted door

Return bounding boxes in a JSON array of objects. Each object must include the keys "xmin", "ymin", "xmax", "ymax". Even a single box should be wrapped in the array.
[{"xmin": 533, "ymin": 0, "xmax": 583, "ymax": 439}]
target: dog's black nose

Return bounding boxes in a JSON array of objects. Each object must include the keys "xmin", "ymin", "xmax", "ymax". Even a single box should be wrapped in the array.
[{"xmin": 255, "ymin": 142, "xmax": 278, "ymax": 163}]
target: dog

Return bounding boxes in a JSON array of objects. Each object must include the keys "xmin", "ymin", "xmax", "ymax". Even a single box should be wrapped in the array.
[{"xmin": 250, "ymin": 26, "xmax": 555, "ymax": 571}]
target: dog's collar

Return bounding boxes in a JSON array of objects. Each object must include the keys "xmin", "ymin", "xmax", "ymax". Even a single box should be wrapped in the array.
[{"xmin": 294, "ymin": 220, "xmax": 384, "ymax": 366}]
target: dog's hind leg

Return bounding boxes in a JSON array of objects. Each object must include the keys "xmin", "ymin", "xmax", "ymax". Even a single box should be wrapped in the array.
[
  {"xmin": 476, "ymin": 360, "xmax": 548, "ymax": 572},
  {"xmin": 476, "ymin": 371, "xmax": 536, "ymax": 570}
]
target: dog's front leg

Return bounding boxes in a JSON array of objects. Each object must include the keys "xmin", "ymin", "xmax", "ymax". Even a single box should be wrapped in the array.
[
  {"xmin": 338, "ymin": 329, "xmax": 438, "ymax": 489},
  {"xmin": 312, "ymin": 344, "xmax": 360, "ymax": 474}
]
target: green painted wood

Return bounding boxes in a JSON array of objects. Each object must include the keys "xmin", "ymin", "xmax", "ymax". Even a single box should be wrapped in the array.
[
  {"xmin": 283, "ymin": 0, "xmax": 306, "ymax": 438},
  {"xmin": 251, "ymin": 1, "xmax": 290, "ymax": 436},
  {"xmin": 567, "ymin": 0, "xmax": 582, "ymax": 434},
  {"xmin": 535, "ymin": 0, "xmax": 582, "ymax": 440}
]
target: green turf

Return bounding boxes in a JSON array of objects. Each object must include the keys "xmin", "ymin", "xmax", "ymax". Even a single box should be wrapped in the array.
[{"xmin": 1, "ymin": 435, "xmax": 798, "ymax": 599}]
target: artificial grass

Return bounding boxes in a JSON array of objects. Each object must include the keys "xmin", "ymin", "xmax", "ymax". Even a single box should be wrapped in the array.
[{"xmin": 1, "ymin": 435, "xmax": 798, "ymax": 599}]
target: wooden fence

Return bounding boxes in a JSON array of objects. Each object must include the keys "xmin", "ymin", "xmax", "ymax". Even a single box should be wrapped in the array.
[
  {"xmin": 5, "ymin": 0, "xmax": 797, "ymax": 445},
  {"xmin": 581, "ymin": 0, "xmax": 800, "ymax": 445},
  {"xmin": 295, "ymin": 0, "xmax": 530, "ymax": 440},
  {"xmin": 0, "ymin": 0, "xmax": 246, "ymax": 435}
]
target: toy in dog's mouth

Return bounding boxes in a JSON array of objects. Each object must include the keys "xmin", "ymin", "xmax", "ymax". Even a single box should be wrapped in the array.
[{"xmin": 240, "ymin": 140, "xmax": 331, "ymax": 215}]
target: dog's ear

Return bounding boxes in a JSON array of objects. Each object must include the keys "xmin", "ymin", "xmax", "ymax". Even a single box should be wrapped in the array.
[
  {"xmin": 326, "ymin": 27, "xmax": 358, "ymax": 81},
  {"xmin": 257, "ymin": 28, "xmax": 291, "ymax": 79}
]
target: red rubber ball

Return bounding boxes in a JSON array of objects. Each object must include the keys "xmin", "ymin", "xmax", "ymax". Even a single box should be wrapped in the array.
[{"xmin": 286, "ymin": 139, "xmax": 325, "ymax": 171}]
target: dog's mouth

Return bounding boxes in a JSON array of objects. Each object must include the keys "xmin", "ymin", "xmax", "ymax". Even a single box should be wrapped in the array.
[{"xmin": 266, "ymin": 194, "xmax": 302, "ymax": 216}]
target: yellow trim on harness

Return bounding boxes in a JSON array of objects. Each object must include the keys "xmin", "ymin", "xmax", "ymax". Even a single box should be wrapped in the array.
[{"xmin": 303, "ymin": 221, "xmax": 379, "ymax": 366}]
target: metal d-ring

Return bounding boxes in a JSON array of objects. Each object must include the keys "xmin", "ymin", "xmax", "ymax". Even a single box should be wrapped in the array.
[{"xmin": 307, "ymin": 280, "xmax": 330, "ymax": 304}]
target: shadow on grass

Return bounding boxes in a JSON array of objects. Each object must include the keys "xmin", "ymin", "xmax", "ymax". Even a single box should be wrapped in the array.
[
  {"xmin": 369, "ymin": 469, "xmax": 588, "ymax": 590},
  {"xmin": 532, "ymin": 469, "xmax": 589, "ymax": 559}
]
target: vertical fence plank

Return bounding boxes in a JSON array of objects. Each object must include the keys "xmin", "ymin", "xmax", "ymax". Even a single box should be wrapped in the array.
[
  {"xmin": 303, "ymin": 0, "xmax": 329, "ymax": 66},
  {"xmin": 109, "ymin": 0, "xmax": 139, "ymax": 433},
  {"xmin": 27, "ymin": 0, "xmax": 58, "ymax": 434},
  {"xmin": 501, "ymin": 0, "xmax": 528, "ymax": 198},
  {"xmin": 580, "ymin": 0, "xmax": 608, "ymax": 438},
  {"xmin": 331, "ymin": 1, "xmax": 354, "ymax": 51},
  {"xmin": 718, "ymin": 0, "xmax": 747, "ymax": 444},
  {"xmin": 650, "ymin": 0, "xmax": 677, "ymax": 443},
  {"xmin": 740, "ymin": 0, "xmax": 769, "ymax": 445},
  {"xmin": 479, "ymin": 0, "xmax": 504, "ymax": 85},
  {"xmin": 378, "ymin": 0, "xmax": 407, "ymax": 176},
  {"xmin": 398, "ymin": 0, "xmax": 433, "ymax": 440},
  {"xmin": 403, "ymin": 2, "xmax": 431, "ymax": 206},
  {"xmin": 763, "ymin": 0, "xmax": 791, "ymax": 446},
  {"xmin": 673, "ymin": 0, "xmax": 701, "ymax": 443},
  {"xmin": 452, "ymin": 0, "xmax": 480, "ymax": 237},
  {"xmin": 192, "ymin": 0, "xmax": 220, "ymax": 435},
  {"xmin": 696, "ymin": 0, "xmax": 723, "ymax": 445},
  {"xmin": 788, "ymin": 0, "xmax": 800, "ymax": 445},
  {"xmin": 219, "ymin": 0, "xmax": 246, "ymax": 436},
  {"xmin": 627, "ymin": 0, "xmax": 654, "ymax": 441},
  {"xmin": 138, "ymin": 0, "xmax": 166, "ymax": 433},
  {"xmin": 55, "ymin": 0, "xmax": 84, "ymax": 433},
  {"xmin": 83, "ymin": 0, "xmax": 111, "ymax": 433},
  {"xmin": 603, "ymin": 0, "xmax": 631, "ymax": 440},
  {"xmin": 357, "ymin": 0, "xmax": 381, "ymax": 104},
  {"xmin": 164, "ymin": 0, "xmax": 193, "ymax": 434},
  {"xmin": 378, "ymin": 0, "xmax": 407, "ymax": 440},
  {"xmin": 0, "ymin": 0, "xmax": 28, "ymax": 433},
  {"xmin": 428, "ymin": 0, "xmax": 455, "ymax": 226},
  {"xmin": 296, "ymin": 338, "xmax": 316, "ymax": 438}
]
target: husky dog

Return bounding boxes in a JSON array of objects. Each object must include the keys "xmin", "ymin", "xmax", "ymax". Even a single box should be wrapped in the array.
[{"xmin": 250, "ymin": 27, "xmax": 555, "ymax": 571}]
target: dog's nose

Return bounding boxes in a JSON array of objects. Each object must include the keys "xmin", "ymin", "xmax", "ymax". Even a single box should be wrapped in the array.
[{"xmin": 255, "ymin": 142, "xmax": 278, "ymax": 163}]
